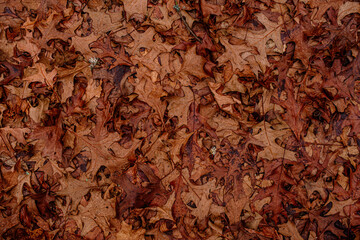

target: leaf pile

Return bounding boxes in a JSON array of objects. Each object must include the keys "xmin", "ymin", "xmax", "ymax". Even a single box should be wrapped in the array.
[{"xmin": 0, "ymin": 0, "xmax": 359, "ymax": 239}]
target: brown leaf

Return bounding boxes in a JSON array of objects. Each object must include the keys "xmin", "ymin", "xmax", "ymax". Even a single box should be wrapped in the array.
[
  {"xmin": 91, "ymin": 36, "xmax": 132, "ymax": 68},
  {"xmin": 56, "ymin": 175, "xmax": 97, "ymax": 211},
  {"xmin": 73, "ymin": 191, "xmax": 116, "ymax": 237},
  {"xmin": 35, "ymin": 11, "xmax": 74, "ymax": 49},
  {"xmin": 122, "ymin": 0, "xmax": 148, "ymax": 21},
  {"xmin": 1, "ymin": 1, "xmax": 359, "ymax": 239},
  {"xmin": 200, "ymin": 0, "xmax": 222, "ymax": 18},
  {"xmin": 23, "ymin": 63, "xmax": 57, "ymax": 88},
  {"xmin": 0, "ymin": 62, "xmax": 23, "ymax": 85},
  {"xmin": 71, "ymin": 33, "xmax": 99, "ymax": 59},
  {"xmin": 111, "ymin": 164, "xmax": 168, "ymax": 218}
]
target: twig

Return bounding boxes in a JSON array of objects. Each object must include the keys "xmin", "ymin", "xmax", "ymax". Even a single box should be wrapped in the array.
[{"xmin": 174, "ymin": 0, "xmax": 202, "ymax": 43}]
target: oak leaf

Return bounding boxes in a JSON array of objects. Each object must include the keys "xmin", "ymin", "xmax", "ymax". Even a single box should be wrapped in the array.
[
  {"xmin": 23, "ymin": 63, "xmax": 57, "ymax": 88},
  {"xmin": 56, "ymin": 61, "xmax": 90, "ymax": 102},
  {"xmin": 131, "ymin": 72, "xmax": 167, "ymax": 125},
  {"xmin": 56, "ymin": 175, "xmax": 97, "ymax": 212},
  {"xmin": 30, "ymin": 124, "xmax": 63, "ymax": 163},
  {"xmin": 122, "ymin": 0, "xmax": 148, "ymax": 21},
  {"xmin": 111, "ymin": 164, "xmax": 167, "ymax": 218},
  {"xmin": 91, "ymin": 37, "xmax": 132, "ymax": 68},
  {"xmin": 73, "ymin": 191, "xmax": 116, "ymax": 237},
  {"xmin": 167, "ymin": 86, "xmax": 194, "ymax": 128},
  {"xmin": 229, "ymin": 13, "xmax": 284, "ymax": 72},
  {"xmin": 337, "ymin": 2, "xmax": 360, "ymax": 25},
  {"xmin": 116, "ymin": 221, "xmax": 145, "ymax": 240},
  {"xmin": 200, "ymin": 0, "xmax": 222, "ymax": 17},
  {"xmin": 0, "ymin": 127, "xmax": 30, "ymax": 157},
  {"xmin": 252, "ymin": 121, "xmax": 296, "ymax": 161},
  {"xmin": 71, "ymin": 33, "xmax": 99, "ymax": 59},
  {"xmin": 252, "ymin": 158, "xmax": 299, "ymax": 224},
  {"xmin": 85, "ymin": 6, "xmax": 123, "ymax": 35},
  {"xmin": 0, "ymin": 194, "xmax": 21, "ymax": 237},
  {"xmin": 35, "ymin": 11, "xmax": 74, "ymax": 49}
]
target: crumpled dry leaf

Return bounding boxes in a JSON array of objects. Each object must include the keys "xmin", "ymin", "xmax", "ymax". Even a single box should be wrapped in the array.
[
  {"xmin": 56, "ymin": 175, "xmax": 97, "ymax": 212},
  {"xmin": 73, "ymin": 191, "xmax": 116, "ymax": 237},
  {"xmin": 116, "ymin": 221, "xmax": 145, "ymax": 240},
  {"xmin": 23, "ymin": 63, "xmax": 57, "ymax": 88},
  {"xmin": 1, "ymin": 0, "xmax": 359, "ymax": 239},
  {"xmin": 337, "ymin": 1, "xmax": 360, "ymax": 25},
  {"xmin": 122, "ymin": 0, "xmax": 147, "ymax": 21}
]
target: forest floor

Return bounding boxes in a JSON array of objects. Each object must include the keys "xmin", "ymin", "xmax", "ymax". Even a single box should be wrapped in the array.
[{"xmin": 0, "ymin": 0, "xmax": 360, "ymax": 239}]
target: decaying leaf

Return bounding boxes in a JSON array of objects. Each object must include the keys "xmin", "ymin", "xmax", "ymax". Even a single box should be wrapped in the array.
[{"xmin": 0, "ymin": 0, "xmax": 359, "ymax": 239}]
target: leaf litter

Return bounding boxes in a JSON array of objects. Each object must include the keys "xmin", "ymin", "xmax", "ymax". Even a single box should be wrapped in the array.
[{"xmin": 0, "ymin": 0, "xmax": 359, "ymax": 239}]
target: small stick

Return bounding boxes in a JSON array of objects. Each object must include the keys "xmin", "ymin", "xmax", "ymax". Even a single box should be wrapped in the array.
[{"xmin": 174, "ymin": 0, "xmax": 202, "ymax": 43}]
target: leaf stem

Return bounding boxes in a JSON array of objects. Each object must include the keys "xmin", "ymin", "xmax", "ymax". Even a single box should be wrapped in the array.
[{"xmin": 174, "ymin": 0, "xmax": 202, "ymax": 43}]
